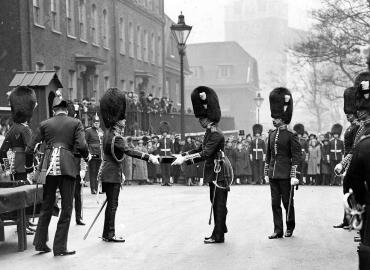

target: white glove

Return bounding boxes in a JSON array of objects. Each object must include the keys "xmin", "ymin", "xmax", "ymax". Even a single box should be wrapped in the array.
[
  {"xmin": 334, "ymin": 163, "xmax": 343, "ymax": 175},
  {"xmin": 80, "ymin": 170, "xmax": 86, "ymax": 180},
  {"xmin": 87, "ymin": 153, "xmax": 92, "ymax": 162},
  {"xmin": 290, "ymin": 177, "xmax": 299, "ymax": 186},
  {"xmin": 264, "ymin": 176, "xmax": 269, "ymax": 184},
  {"xmin": 149, "ymin": 154, "xmax": 159, "ymax": 165},
  {"xmin": 171, "ymin": 155, "xmax": 186, "ymax": 166}
]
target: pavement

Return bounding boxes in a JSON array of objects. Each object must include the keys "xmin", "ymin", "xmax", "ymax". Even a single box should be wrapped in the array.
[{"xmin": 0, "ymin": 184, "xmax": 358, "ymax": 270}]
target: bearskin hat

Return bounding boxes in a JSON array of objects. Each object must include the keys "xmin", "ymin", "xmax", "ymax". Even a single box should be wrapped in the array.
[
  {"xmin": 269, "ymin": 87, "xmax": 293, "ymax": 124},
  {"xmin": 293, "ymin": 123, "xmax": 305, "ymax": 136},
  {"xmin": 100, "ymin": 88, "xmax": 126, "ymax": 128},
  {"xmin": 159, "ymin": 121, "xmax": 170, "ymax": 134},
  {"xmin": 252, "ymin": 124, "xmax": 263, "ymax": 136},
  {"xmin": 191, "ymin": 86, "xmax": 221, "ymax": 123},
  {"xmin": 331, "ymin": 123, "xmax": 343, "ymax": 137},
  {"xmin": 9, "ymin": 86, "xmax": 37, "ymax": 124},
  {"xmin": 354, "ymin": 71, "xmax": 370, "ymax": 113},
  {"xmin": 343, "ymin": 87, "xmax": 357, "ymax": 115}
]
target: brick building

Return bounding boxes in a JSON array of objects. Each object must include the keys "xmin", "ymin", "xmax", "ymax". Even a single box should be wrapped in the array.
[
  {"xmin": 0, "ymin": 0, "xmax": 169, "ymax": 107},
  {"xmin": 185, "ymin": 42, "xmax": 259, "ymax": 131}
]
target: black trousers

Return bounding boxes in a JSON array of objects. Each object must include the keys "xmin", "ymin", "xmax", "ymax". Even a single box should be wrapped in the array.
[
  {"xmin": 252, "ymin": 159, "xmax": 264, "ymax": 184},
  {"xmin": 160, "ymin": 164, "xmax": 171, "ymax": 184},
  {"xmin": 209, "ymin": 182, "xmax": 228, "ymax": 239},
  {"xmin": 33, "ymin": 175, "xmax": 75, "ymax": 253},
  {"xmin": 88, "ymin": 158, "xmax": 101, "ymax": 193},
  {"xmin": 330, "ymin": 160, "xmax": 340, "ymax": 185},
  {"xmin": 74, "ymin": 176, "xmax": 82, "ymax": 222},
  {"xmin": 102, "ymin": 182, "xmax": 121, "ymax": 239},
  {"xmin": 269, "ymin": 178, "xmax": 295, "ymax": 234}
]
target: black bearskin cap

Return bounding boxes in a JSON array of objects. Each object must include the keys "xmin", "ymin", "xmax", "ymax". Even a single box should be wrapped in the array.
[
  {"xmin": 100, "ymin": 88, "xmax": 126, "ymax": 128},
  {"xmin": 191, "ymin": 86, "xmax": 221, "ymax": 123},
  {"xmin": 252, "ymin": 124, "xmax": 263, "ymax": 136},
  {"xmin": 293, "ymin": 123, "xmax": 305, "ymax": 136},
  {"xmin": 331, "ymin": 123, "xmax": 343, "ymax": 137},
  {"xmin": 269, "ymin": 87, "xmax": 293, "ymax": 124},
  {"xmin": 343, "ymin": 87, "xmax": 357, "ymax": 115},
  {"xmin": 159, "ymin": 121, "xmax": 170, "ymax": 134},
  {"xmin": 354, "ymin": 71, "xmax": 370, "ymax": 113},
  {"xmin": 9, "ymin": 86, "xmax": 37, "ymax": 124}
]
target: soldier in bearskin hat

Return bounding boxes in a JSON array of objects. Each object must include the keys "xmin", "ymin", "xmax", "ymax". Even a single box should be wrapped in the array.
[
  {"xmin": 85, "ymin": 113, "xmax": 103, "ymax": 194},
  {"xmin": 345, "ymin": 71, "xmax": 370, "ymax": 269},
  {"xmin": 251, "ymin": 124, "xmax": 265, "ymax": 184},
  {"xmin": 328, "ymin": 123, "xmax": 344, "ymax": 186},
  {"xmin": 172, "ymin": 86, "xmax": 233, "ymax": 244},
  {"xmin": 0, "ymin": 86, "xmax": 37, "ymax": 235},
  {"xmin": 293, "ymin": 123, "xmax": 308, "ymax": 185},
  {"xmin": 333, "ymin": 87, "xmax": 360, "ymax": 229},
  {"xmin": 26, "ymin": 94, "xmax": 90, "ymax": 256},
  {"xmin": 157, "ymin": 121, "xmax": 174, "ymax": 186},
  {"xmin": 264, "ymin": 87, "xmax": 301, "ymax": 239},
  {"xmin": 98, "ymin": 88, "xmax": 159, "ymax": 242}
]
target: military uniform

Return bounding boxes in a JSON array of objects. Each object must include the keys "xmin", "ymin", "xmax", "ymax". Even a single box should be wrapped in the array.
[
  {"xmin": 251, "ymin": 124, "xmax": 265, "ymax": 184},
  {"xmin": 157, "ymin": 121, "xmax": 173, "ymax": 186},
  {"xmin": 26, "ymin": 98, "xmax": 89, "ymax": 255},
  {"xmin": 265, "ymin": 87, "xmax": 300, "ymax": 239},
  {"xmin": 181, "ymin": 86, "xmax": 233, "ymax": 244},
  {"xmin": 328, "ymin": 125, "xmax": 344, "ymax": 186},
  {"xmin": 85, "ymin": 122, "xmax": 103, "ymax": 194},
  {"xmin": 98, "ymin": 88, "xmax": 156, "ymax": 242}
]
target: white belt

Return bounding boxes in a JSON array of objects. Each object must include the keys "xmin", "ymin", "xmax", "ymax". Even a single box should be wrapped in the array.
[
  {"xmin": 161, "ymin": 149, "xmax": 171, "ymax": 152},
  {"xmin": 252, "ymin": 149, "xmax": 263, "ymax": 152},
  {"xmin": 330, "ymin": 150, "xmax": 342, "ymax": 153}
]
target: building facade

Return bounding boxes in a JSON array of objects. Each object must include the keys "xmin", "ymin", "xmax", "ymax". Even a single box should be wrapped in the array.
[
  {"xmin": 185, "ymin": 42, "xmax": 259, "ymax": 131},
  {"xmin": 0, "ymin": 0, "xmax": 167, "ymax": 107}
]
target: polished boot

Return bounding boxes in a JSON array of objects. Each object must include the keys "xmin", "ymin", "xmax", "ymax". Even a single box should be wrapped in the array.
[
  {"xmin": 76, "ymin": 220, "xmax": 85, "ymax": 226},
  {"xmin": 284, "ymin": 230, "xmax": 293, "ymax": 237},
  {"xmin": 333, "ymin": 222, "xmax": 349, "ymax": 229},
  {"xmin": 102, "ymin": 236, "xmax": 125, "ymax": 243},
  {"xmin": 35, "ymin": 244, "xmax": 51, "ymax": 253},
  {"xmin": 268, "ymin": 232, "xmax": 283, "ymax": 239},
  {"xmin": 54, "ymin": 250, "xmax": 76, "ymax": 256},
  {"xmin": 204, "ymin": 236, "xmax": 224, "ymax": 244}
]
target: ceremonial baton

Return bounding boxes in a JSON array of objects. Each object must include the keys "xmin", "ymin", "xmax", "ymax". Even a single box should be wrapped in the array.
[
  {"xmin": 32, "ymin": 183, "xmax": 39, "ymax": 222},
  {"xmin": 83, "ymin": 199, "xmax": 107, "ymax": 240},
  {"xmin": 209, "ymin": 161, "xmax": 222, "ymax": 225},
  {"xmin": 80, "ymin": 180, "xmax": 84, "ymax": 220},
  {"xmin": 287, "ymin": 185, "xmax": 296, "ymax": 223}
]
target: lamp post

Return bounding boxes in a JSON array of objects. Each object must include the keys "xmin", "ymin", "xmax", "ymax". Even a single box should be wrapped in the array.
[
  {"xmin": 254, "ymin": 92, "xmax": 264, "ymax": 124},
  {"xmin": 170, "ymin": 12, "xmax": 192, "ymax": 140}
]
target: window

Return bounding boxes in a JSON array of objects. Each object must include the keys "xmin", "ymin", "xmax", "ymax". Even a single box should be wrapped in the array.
[
  {"xmin": 246, "ymin": 66, "xmax": 251, "ymax": 83},
  {"xmin": 120, "ymin": 80, "xmax": 126, "ymax": 91},
  {"xmin": 68, "ymin": 70, "xmax": 77, "ymax": 100},
  {"xmin": 93, "ymin": 74, "xmax": 99, "ymax": 98},
  {"xmin": 129, "ymin": 22, "xmax": 134, "ymax": 57},
  {"xmin": 190, "ymin": 66, "xmax": 202, "ymax": 78},
  {"xmin": 165, "ymin": 79, "xmax": 169, "ymax": 96},
  {"xmin": 143, "ymin": 30, "xmax": 148, "ymax": 62},
  {"xmin": 151, "ymin": 33, "xmax": 155, "ymax": 64},
  {"xmin": 35, "ymin": 62, "xmax": 44, "ymax": 71},
  {"xmin": 130, "ymin": 81, "xmax": 134, "ymax": 91},
  {"xmin": 119, "ymin": 18, "xmax": 126, "ymax": 54},
  {"xmin": 217, "ymin": 65, "xmax": 232, "ymax": 78},
  {"xmin": 148, "ymin": 0, "xmax": 153, "ymax": 10},
  {"xmin": 104, "ymin": 76, "xmax": 110, "ymax": 91},
  {"xmin": 157, "ymin": 36, "xmax": 162, "ymax": 65},
  {"xmin": 66, "ymin": 0, "xmax": 75, "ymax": 36},
  {"xmin": 51, "ymin": 0, "xmax": 60, "ymax": 31},
  {"xmin": 33, "ymin": 0, "xmax": 43, "ymax": 25},
  {"xmin": 137, "ymin": 25, "xmax": 142, "ymax": 60},
  {"xmin": 102, "ymin": 9, "xmax": 109, "ymax": 48},
  {"xmin": 91, "ymin": 4, "xmax": 98, "ymax": 44},
  {"xmin": 78, "ymin": 0, "xmax": 87, "ymax": 40}
]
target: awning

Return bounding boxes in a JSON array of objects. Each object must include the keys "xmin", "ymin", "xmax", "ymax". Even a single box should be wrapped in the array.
[{"xmin": 9, "ymin": 71, "xmax": 63, "ymax": 88}]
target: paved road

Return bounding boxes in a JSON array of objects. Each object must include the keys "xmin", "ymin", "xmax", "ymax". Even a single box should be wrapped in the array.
[{"xmin": 0, "ymin": 185, "xmax": 358, "ymax": 270}]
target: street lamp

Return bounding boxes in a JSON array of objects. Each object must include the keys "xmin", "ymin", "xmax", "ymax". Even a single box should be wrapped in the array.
[
  {"xmin": 170, "ymin": 12, "xmax": 192, "ymax": 140},
  {"xmin": 254, "ymin": 92, "xmax": 264, "ymax": 124}
]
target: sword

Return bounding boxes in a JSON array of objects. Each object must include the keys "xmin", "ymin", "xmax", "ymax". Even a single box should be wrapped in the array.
[
  {"xmin": 83, "ymin": 199, "xmax": 107, "ymax": 240},
  {"xmin": 287, "ymin": 185, "xmax": 294, "ymax": 224}
]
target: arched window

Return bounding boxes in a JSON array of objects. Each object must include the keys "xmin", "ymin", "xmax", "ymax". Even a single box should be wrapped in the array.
[
  {"xmin": 102, "ymin": 9, "xmax": 109, "ymax": 48},
  {"xmin": 79, "ymin": 0, "xmax": 87, "ymax": 40},
  {"xmin": 91, "ymin": 4, "xmax": 98, "ymax": 44}
]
